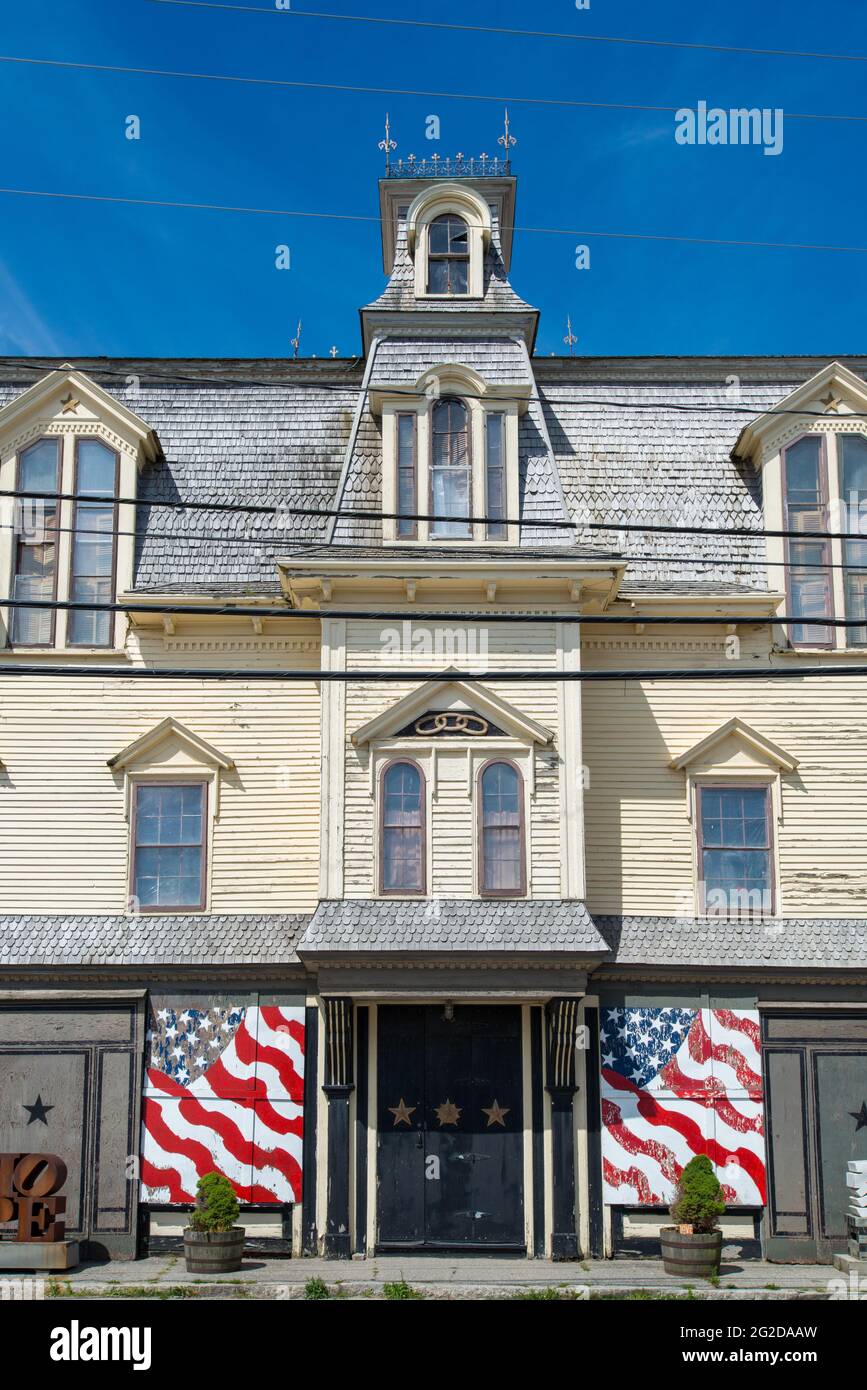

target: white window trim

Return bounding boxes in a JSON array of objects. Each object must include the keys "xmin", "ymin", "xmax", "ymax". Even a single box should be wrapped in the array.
[
  {"xmin": 406, "ymin": 183, "xmax": 492, "ymax": 301},
  {"xmin": 688, "ymin": 771, "xmax": 782, "ymax": 919}
]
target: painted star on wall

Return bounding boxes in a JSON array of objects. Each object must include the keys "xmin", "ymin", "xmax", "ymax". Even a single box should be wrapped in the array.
[
  {"xmin": 434, "ymin": 1099, "xmax": 462, "ymax": 1127},
  {"xmin": 23, "ymin": 1094, "xmax": 54, "ymax": 1125},
  {"xmin": 482, "ymin": 1100, "xmax": 510, "ymax": 1128},
  {"xmin": 388, "ymin": 1098, "xmax": 417, "ymax": 1128},
  {"xmin": 850, "ymin": 1101, "xmax": 867, "ymax": 1132}
]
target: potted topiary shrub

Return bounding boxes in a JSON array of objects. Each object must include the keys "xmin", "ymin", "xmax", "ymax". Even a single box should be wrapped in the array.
[
  {"xmin": 183, "ymin": 1172, "xmax": 245, "ymax": 1275},
  {"xmin": 660, "ymin": 1154, "xmax": 726, "ymax": 1278}
]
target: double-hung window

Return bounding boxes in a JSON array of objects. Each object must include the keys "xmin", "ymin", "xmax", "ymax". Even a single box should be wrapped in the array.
[
  {"xmin": 11, "ymin": 438, "xmax": 61, "ymax": 647},
  {"xmin": 697, "ymin": 785, "xmax": 773, "ymax": 917},
  {"xmin": 430, "ymin": 398, "xmax": 471, "ymax": 539},
  {"xmin": 479, "ymin": 760, "xmax": 525, "ymax": 897},
  {"xmin": 132, "ymin": 782, "xmax": 207, "ymax": 911},
  {"xmin": 69, "ymin": 439, "xmax": 118, "ymax": 647},
  {"xmin": 840, "ymin": 434, "xmax": 867, "ymax": 646},
  {"xmin": 782, "ymin": 435, "xmax": 834, "ymax": 647},
  {"xmin": 380, "ymin": 760, "xmax": 425, "ymax": 894}
]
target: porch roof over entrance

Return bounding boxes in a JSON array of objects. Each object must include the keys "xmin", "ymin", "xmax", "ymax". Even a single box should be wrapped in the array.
[{"xmin": 298, "ymin": 898, "xmax": 608, "ymax": 956}]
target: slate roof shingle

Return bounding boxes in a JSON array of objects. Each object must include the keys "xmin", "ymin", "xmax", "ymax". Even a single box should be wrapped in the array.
[
  {"xmin": 299, "ymin": 898, "xmax": 609, "ymax": 954},
  {"xmin": 0, "ymin": 914, "xmax": 309, "ymax": 967}
]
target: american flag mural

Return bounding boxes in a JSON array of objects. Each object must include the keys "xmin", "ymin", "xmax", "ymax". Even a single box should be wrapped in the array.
[
  {"xmin": 601, "ymin": 1006, "xmax": 766, "ymax": 1207},
  {"xmin": 140, "ymin": 1002, "xmax": 305, "ymax": 1205}
]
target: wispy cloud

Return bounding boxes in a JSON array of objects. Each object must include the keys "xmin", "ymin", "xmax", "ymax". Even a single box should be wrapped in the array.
[{"xmin": 0, "ymin": 261, "xmax": 62, "ymax": 355}]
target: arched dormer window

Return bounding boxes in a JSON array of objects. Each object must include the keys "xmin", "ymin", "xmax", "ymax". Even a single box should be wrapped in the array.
[
  {"xmin": 12, "ymin": 437, "xmax": 61, "ymax": 647},
  {"xmin": 380, "ymin": 759, "xmax": 426, "ymax": 895},
  {"xmin": 478, "ymin": 760, "xmax": 525, "ymax": 897},
  {"xmin": 430, "ymin": 398, "xmax": 471, "ymax": 538},
  {"xmin": 427, "ymin": 214, "xmax": 469, "ymax": 294}
]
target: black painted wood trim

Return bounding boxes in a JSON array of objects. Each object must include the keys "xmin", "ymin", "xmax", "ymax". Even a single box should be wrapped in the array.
[
  {"xmin": 301, "ymin": 1002, "xmax": 319, "ymax": 1255},
  {"xmin": 583, "ymin": 1005, "xmax": 604, "ymax": 1259},
  {"xmin": 354, "ymin": 1006, "xmax": 369, "ymax": 1256},
  {"xmin": 530, "ymin": 1005, "xmax": 545, "ymax": 1258}
]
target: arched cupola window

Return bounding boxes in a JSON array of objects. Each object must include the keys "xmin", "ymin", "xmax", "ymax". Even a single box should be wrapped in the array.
[
  {"xmin": 430, "ymin": 397, "xmax": 471, "ymax": 539},
  {"xmin": 427, "ymin": 214, "xmax": 470, "ymax": 294},
  {"xmin": 380, "ymin": 759, "xmax": 426, "ymax": 895},
  {"xmin": 479, "ymin": 760, "xmax": 525, "ymax": 897}
]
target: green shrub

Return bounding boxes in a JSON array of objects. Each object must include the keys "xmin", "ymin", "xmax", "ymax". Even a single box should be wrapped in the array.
[
  {"xmin": 188, "ymin": 1172, "xmax": 241, "ymax": 1233},
  {"xmin": 670, "ymin": 1155, "xmax": 725, "ymax": 1234}
]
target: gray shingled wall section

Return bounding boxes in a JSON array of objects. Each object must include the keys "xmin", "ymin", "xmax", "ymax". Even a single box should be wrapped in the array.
[
  {"xmin": 0, "ymin": 914, "xmax": 309, "ymax": 966},
  {"xmin": 364, "ymin": 207, "xmax": 534, "ymax": 316},
  {"xmin": 596, "ymin": 915, "xmax": 867, "ymax": 970},
  {"xmin": 299, "ymin": 898, "xmax": 608, "ymax": 953}
]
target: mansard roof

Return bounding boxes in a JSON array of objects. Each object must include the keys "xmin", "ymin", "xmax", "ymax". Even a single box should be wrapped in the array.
[{"xmin": 2, "ymin": 355, "xmax": 867, "ymax": 596}]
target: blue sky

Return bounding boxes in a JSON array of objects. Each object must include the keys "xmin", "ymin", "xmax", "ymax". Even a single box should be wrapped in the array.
[{"xmin": 1, "ymin": 0, "xmax": 866, "ymax": 359}]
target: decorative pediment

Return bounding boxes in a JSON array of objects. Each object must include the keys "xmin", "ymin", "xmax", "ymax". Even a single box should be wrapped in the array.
[
  {"xmin": 352, "ymin": 673, "xmax": 554, "ymax": 747},
  {"xmin": 0, "ymin": 366, "xmax": 160, "ymax": 463},
  {"xmin": 108, "ymin": 718, "xmax": 235, "ymax": 773},
  {"xmin": 671, "ymin": 718, "xmax": 798, "ymax": 775},
  {"xmin": 734, "ymin": 361, "xmax": 867, "ymax": 463}
]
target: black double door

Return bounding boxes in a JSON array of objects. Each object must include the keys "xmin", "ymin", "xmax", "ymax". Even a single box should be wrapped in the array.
[{"xmin": 377, "ymin": 1005, "xmax": 525, "ymax": 1250}]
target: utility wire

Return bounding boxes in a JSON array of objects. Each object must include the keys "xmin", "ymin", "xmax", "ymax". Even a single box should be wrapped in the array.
[
  {"xmin": 1, "ymin": 595, "xmax": 862, "ymax": 627},
  {"xmin": 3, "ymin": 51, "xmax": 867, "ymax": 129},
  {"xmin": 6, "ymin": 358, "xmax": 867, "ymax": 421},
  {"xmin": 4, "ymin": 486, "xmax": 866, "ymax": 545},
  {"xmin": 3, "ymin": 178, "xmax": 867, "ymax": 256},
  {"xmin": 145, "ymin": 0, "xmax": 867, "ymax": 66},
  {"xmin": 0, "ymin": 663, "xmax": 865, "ymax": 683}
]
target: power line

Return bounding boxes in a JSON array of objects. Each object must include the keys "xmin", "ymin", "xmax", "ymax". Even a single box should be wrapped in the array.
[
  {"xmin": 6, "ymin": 485, "xmax": 867, "ymax": 546},
  {"xmin": 145, "ymin": 0, "xmax": 867, "ymax": 66},
  {"xmin": 0, "ymin": 663, "xmax": 865, "ymax": 682},
  {"xmin": 4, "ymin": 50, "xmax": 867, "ymax": 129},
  {"xmin": 3, "ymin": 595, "xmax": 866, "ymax": 628},
  {"xmin": 4, "ymin": 179, "xmax": 867, "ymax": 257},
  {"xmin": 8, "ymin": 356, "xmax": 867, "ymax": 420}
]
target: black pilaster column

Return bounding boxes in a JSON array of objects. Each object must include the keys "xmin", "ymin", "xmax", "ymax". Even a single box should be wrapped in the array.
[
  {"xmin": 546, "ymin": 997, "xmax": 581, "ymax": 1261},
  {"xmin": 322, "ymin": 997, "xmax": 354, "ymax": 1259}
]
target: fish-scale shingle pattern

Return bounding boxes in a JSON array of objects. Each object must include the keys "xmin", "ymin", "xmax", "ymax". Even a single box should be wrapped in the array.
[
  {"xmin": 364, "ymin": 209, "xmax": 535, "ymax": 316},
  {"xmin": 300, "ymin": 898, "xmax": 608, "ymax": 953},
  {"xmin": 0, "ymin": 914, "xmax": 309, "ymax": 966},
  {"xmin": 597, "ymin": 915, "xmax": 867, "ymax": 970},
  {"xmin": 537, "ymin": 375, "xmax": 775, "ymax": 588}
]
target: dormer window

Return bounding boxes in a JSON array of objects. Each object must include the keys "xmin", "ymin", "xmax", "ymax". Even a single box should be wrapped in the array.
[
  {"xmin": 375, "ymin": 366, "xmax": 525, "ymax": 546},
  {"xmin": 782, "ymin": 435, "xmax": 833, "ymax": 647},
  {"xmin": 430, "ymin": 398, "xmax": 471, "ymax": 538},
  {"xmin": 427, "ymin": 214, "xmax": 469, "ymax": 294}
]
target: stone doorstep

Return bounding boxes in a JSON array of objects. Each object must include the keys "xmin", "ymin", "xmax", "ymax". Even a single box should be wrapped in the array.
[
  {"xmin": 833, "ymin": 1253, "xmax": 867, "ymax": 1276},
  {"xmin": 43, "ymin": 1281, "xmax": 836, "ymax": 1302}
]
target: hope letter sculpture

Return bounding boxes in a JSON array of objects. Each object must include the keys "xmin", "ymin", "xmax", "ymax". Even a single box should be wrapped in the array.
[{"xmin": 0, "ymin": 1153, "xmax": 68, "ymax": 1242}]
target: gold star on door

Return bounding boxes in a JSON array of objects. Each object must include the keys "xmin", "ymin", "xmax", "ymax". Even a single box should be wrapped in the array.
[
  {"xmin": 434, "ymin": 1098, "xmax": 462, "ymax": 1127},
  {"xmin": 482, "ymin": 1099, "xmax": 510, "ymax": 1128},
  {"xmin": 388, "ymin": 1098, "xmax": 417, "ymax": 1128}
]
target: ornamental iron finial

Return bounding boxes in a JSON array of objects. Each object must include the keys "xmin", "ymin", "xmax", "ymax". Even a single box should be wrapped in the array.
[
  {"xmin": 564, "ymin": 315, "xmax": 578, "ymax": 355},
  {"xmin": 290, "ymin": 319, "xmax": 302, "ymax": 359},
  {"xmin": 378, "ymin": 113, "xmax": 397, "ymax": 171},
  {"xmin": 498, "ymin": 108, "xmax": 516, "ymax": 159}
]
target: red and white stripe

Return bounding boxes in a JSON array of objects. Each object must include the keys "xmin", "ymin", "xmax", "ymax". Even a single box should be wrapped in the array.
[
  {"xmin": 140, "ymin": 1006, "xmax": 305, "ymax": 1205},
  {"xmin": 602, "ymin": 1008, "xmax": 766, "ymax": 1207}
]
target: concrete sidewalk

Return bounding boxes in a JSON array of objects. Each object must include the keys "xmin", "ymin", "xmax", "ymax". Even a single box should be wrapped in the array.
[{"xmin": 19, "ymin": 1253, "xmax": 849, "ymax": 1300}]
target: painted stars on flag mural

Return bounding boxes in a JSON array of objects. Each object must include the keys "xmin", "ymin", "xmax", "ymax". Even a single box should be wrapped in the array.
[
  {"xmin": 599, "ymin": 1006, "xmax": 766, "ymax": 1208},
  {"xmin": 140, "ymin": 1003, "xmax": 305, "ymax": 1207}
]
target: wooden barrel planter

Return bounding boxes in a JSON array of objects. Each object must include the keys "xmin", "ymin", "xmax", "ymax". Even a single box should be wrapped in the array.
[
  {"xmin": 183, "ymin": 1228, "xmax": 245, "ymax": 1274},
  {"xmin": 660, "ymin": 1227, "xmax": 723, "ymax": 1278}
]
